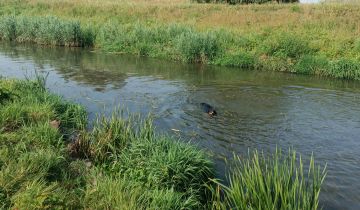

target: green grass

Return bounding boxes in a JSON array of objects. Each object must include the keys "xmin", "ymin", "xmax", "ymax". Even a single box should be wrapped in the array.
[
  {"xmin": 210, "ymin": 149, "xmax": 327, "ymax": 210},
  {"xmin": 0, "ymin": 15, "xmax": 94, "ymax": 47},
  {"xmin": 0, "ymin": 77, "xmax": 327, "ymax": 209},
  {"xmin": 0, "ymin": 77, "xmax": 215, "ymax": 209}
]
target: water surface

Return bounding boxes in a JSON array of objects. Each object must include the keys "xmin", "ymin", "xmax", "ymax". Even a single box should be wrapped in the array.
[{"xmin": 1, "ymin": 43, "xmax": 360, "ymax": 210}]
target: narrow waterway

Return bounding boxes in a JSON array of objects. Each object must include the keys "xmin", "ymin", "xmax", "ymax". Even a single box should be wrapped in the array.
[{"xmin": 1, "ymin": 43, "xmax": 359, "ymax": 210}]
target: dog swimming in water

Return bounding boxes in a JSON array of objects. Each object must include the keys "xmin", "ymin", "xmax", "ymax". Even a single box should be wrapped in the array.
[{"xmin": 200, "ymin": 103, "xmax": 217, "ymax": 116}]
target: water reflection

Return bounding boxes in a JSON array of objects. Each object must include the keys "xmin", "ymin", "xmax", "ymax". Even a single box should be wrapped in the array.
[{"xmin": 1, "ymin": 42, "xmax": 360, "ymax": 210}]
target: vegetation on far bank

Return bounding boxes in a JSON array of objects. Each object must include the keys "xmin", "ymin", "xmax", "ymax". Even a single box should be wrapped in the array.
[
  {"xmin": 0, "ymin": 0, "xmax": 360, "ymax": 80},
  {"xmin": 0, "ymin": 77, "xmax": 326, "ymax": 209}
]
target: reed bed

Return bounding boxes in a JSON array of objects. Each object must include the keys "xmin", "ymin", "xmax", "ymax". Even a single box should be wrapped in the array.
[{"xmin": 0, "ymin": 15, "xmax": 94, "ymax": 47}]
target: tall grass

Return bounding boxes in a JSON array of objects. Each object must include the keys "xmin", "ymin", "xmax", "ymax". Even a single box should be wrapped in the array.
[
  {"xmin": 0, "ymin": 15, "xmax": 95, "ymax": 47},
  {"xmin": 97, "ymin": 22, "xmax": 220, "ymax": 62},
  {"xmin": 67, "ymin": 111, "xmax": 214, "ymax": 208},
  {"xmin": 0, "ymin": 77, "xmax": 87, "ymax": 209},
  {"xmin": 211, "ymin": 148, "xmax": 326, "ymax": 210},
  {"xmin": 0, "ymin": 77, "xmax": 215, "ymax": 209}
]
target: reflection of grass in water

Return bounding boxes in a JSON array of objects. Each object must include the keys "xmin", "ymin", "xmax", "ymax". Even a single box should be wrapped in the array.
[{"xmin": 0, "ymin": 76, "xmax": 326, "ymax": 209}]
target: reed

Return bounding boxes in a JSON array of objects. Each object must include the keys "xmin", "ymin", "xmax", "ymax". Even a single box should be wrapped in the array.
[
  {"xmin": 0, "ymin": 15, "xmax": 95, "ymax": 47},
  {"xmin": 211, "ymin": 148, "xmax": 327, "ymax": 210}
]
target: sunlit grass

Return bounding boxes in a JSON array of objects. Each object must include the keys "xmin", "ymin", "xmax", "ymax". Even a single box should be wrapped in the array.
[
  {"xmin": 0, "ymin": 16, "xmax": 95, "ymax": 47},
  {"xmin": 0, "ymin": 77, "xmax": 215, "ymax": 209},
  {"xmin": 210, "ymin": 149, "xmax": 327, "ymax": 210}
]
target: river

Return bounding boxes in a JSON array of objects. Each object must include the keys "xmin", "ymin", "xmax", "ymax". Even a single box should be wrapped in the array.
[{"xmin": 0, "ymin": 42, "xmax": 359, "ymax": 210}]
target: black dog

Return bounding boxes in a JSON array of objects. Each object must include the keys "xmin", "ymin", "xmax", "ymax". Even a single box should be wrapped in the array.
[{"xmin": 200, "ymin": 103, "xmax": 217, "ymax": 116}]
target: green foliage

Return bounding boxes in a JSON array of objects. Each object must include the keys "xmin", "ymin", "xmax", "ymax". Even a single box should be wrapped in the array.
[
  {"xmin": 214, "ymin": 51, "xmax": 257, "ymax": 69},
  {"xmin": 353, "ymin": 38, "xmax": 360, "ymax": 53},
  {"xmin": 0, "ymin": 87, "xmax": 13, "ymax": 104},
  {"xmin": 0, "ymin": 15, "xmax": 95, "ymax": 46},
  {"xmin": 290, "ymin": 5, "xmax": 302, "ymax": 13},
  {"xmin": 176, "ymin": 31, "xmax": 220, "ymax": 63},
  {"xmin": 329, "ymin": 59, "xmax": 360, "ymax": 80},
  {"xmin": 70, "ymin": 112, "xmax": 214, "ymax": 208},
  {"xmin": 98, "ymin": 22, "xmax": 220, "ymax": 62},
  {"xmin": 0, "ymin": 15, "xmax": 16, "ymax": 41},
  {"xmin": 83, "ymin": 173, "xmax": 200, "ymax": 209},
  {"xmin": 212, "ymin": 148, "xmax": 326, "ymax": 210},
  {"xmin": 83, "ymin": 174, "xmax": 139, "ymax": 210},
  {"xmin": 261, "ymin": 33, "xmax": 315, "ymax": 59},
  {"xmin": 294, "ymin": 55, "xmax": 329, "ymax": 74},
  {"xmin": 0, "ymin": 78, "xmax": 87, "ymax": 209},
  {"xmin": 117, "ymin": 136, "xmax": 213, "ymax": 198},
  {"xmin": 2, "ymin": 13, "xmax": 360, "ymax": 80}
]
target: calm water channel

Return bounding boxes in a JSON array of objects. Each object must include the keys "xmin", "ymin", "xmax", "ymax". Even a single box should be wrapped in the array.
[{"xmin": 1, "ymin": 42, "xmax": 360, "ymax": 209}]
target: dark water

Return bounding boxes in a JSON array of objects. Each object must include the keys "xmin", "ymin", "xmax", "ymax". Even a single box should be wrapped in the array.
[{"xmin": 1, "ymin": 42, "xmax": 360, "ymax": 210}]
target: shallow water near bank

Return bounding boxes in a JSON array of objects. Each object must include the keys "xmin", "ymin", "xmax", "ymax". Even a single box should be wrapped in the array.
[{"xmin": 1, "ymin": 42, "xmax": 360, "ymax": 210}]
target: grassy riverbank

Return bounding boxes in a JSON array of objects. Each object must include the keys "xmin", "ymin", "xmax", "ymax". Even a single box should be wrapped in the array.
[
  {"xmin": 1, "ymin": 0, "xmax": 360, "ymax": 80},
  {"xmin": 0, "ymin": 77, "xmax": 326, "ymax": 209}
]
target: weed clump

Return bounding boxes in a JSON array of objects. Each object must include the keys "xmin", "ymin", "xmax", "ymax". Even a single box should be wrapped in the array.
[
  {"xmin": 211, "ymin": 149, "xmax": 327, "ymax": 210},
  {"xmin": 176, "ymin": 31, "xmax": 220, "ymax": 63},
  {"xmin": 294, "ymin": 55, "xmax": 329, "ymax": 74},
  {"xmin": 0, "ymin": 15, "xmax": 95, "ymax": 47},
  {"xmin": 261, "ymin": 33, "xmax": 315, "ymax": 59}
]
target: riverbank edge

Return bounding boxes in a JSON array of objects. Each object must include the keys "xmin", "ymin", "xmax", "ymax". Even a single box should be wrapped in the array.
[
  {"xmin": 0, "ymin": 9, "xmax": 360, "ymax": 80},
  {"xmin": 0, "ymin": 77, "xmax": 326, "ymax": 209}
]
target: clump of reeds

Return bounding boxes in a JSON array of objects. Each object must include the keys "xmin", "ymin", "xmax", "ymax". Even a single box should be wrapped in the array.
[
  {"xmin": 97, "ymin": 22, "xmax": 220, "ymax": 63},
  {"xmin": 210, "ymin": 148, "xmax": 327, "ymax": 210},
  {"xmin": 67, "ymin": 110, "xmax": 215, "ymax": 208},
  {"xmin": 0, "ymin": 15, "xmax": 95, "ymax": 47}
]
